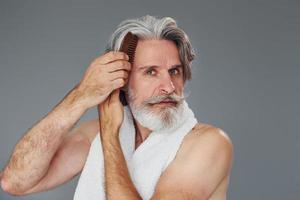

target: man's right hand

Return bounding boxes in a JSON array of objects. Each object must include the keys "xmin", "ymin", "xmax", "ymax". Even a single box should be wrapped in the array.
[
  {"xmin": 75, "ymin": 51, "xmax": 131, "ymax": 109},
  {"xmin": 0, "ymin": 51, "xmax": 131, "ymax": 195}
]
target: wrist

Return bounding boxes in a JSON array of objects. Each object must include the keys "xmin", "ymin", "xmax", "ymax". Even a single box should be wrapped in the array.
[
  {"xmin": 100, "ymin": 126, "xmax": 120, "ymax": 141},
  {"xmin": 54, "ymin": 86, "xmax": 88, "ymax": 117},
  {"xmin": 67, "ymin": 86, "xmax": 90, "ymax": 111},
  {"xmin": 101, "ymin": 119, "xmax": 121, "ymax": 133}
]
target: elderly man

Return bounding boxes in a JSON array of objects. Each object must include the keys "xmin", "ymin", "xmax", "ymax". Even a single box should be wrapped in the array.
[{"xmin": 1, "ymin": 15, "xmax": 233, "ymax": 199}]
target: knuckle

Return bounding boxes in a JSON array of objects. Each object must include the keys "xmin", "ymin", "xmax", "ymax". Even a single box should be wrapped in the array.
[
  {"xmin": 126, "ymin": 62, "xmax": 131, "ymax": 70},
  {"xmin": 107, "ymin": 51, "xmax": 115, "ymax": 59},
  {"xmin": 114, "ymin": 51, "xmax": 127, "ymax": 59},
  {"xmin": 116, "ymin": 60, "xmax": 126, "ymax": 68},
  {"xmin": 113, "ymin": 51, "xmax": 123, "ymax": 58},
  {"xmin": 119, "ymin": 79, "xmax": 125, "ymax": 86},
  {"xmin": 103, "ymin": 51, "xmax": 115, "ymax": 60},
  {"xmin": 121, "ymin": 61, "xmax": 130, "ymax": 69},
  {"xmin": 123, "ymin": 53, "xmax": 129, "ymax": 60}
]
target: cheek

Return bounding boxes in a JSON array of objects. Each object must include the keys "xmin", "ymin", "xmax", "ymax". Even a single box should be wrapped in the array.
[
  {"xmin": 128, "ymin": 73, "xmax": 154, "ymax": 104},
  {"xmin": 173, "ymin": 78, "xmax": 184, "ymax": 95}
]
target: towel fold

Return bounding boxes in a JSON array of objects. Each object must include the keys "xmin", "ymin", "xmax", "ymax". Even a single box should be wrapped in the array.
[{"xmin": 74, "ymin": 100, "xmax": 197, "ymax": 200}]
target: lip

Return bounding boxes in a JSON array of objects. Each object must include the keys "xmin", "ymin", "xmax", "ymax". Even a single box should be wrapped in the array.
[{"xmin": 154, "ymin": 101, "xmax": 177, "ymax": 106}]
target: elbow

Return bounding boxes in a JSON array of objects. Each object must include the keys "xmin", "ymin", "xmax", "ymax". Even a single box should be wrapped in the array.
[{"xmin": 1, "ymin": 177, "xmax": 27, "ymax": 196}]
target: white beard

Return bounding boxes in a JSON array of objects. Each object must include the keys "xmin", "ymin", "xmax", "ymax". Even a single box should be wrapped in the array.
[{"xmin": 128, "ymin": 89, "xmax": 184, "ymax": 132}]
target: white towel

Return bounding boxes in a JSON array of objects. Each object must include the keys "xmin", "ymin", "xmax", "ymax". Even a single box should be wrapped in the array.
[{"xmin": 73, "ymin": 100, "xmax": 197, "ymax": 200}]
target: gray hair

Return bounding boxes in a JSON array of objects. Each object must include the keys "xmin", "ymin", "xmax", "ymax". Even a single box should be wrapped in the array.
[{"xmin": 105, "ymin": 15, "xmax": 195, "ymax": 81}]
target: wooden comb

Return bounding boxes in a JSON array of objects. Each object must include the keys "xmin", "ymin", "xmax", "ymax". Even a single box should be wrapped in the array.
[
  {"xmin": 97, "ymin": 32, "xmax": 138, "ymax": 125},
  {"xmin": 118, "ymin": 32, "xmax": 138, "ymax": 106},
  {"xmin": 120, "ymin": 32, "xmax": 138, "ymax": 64}
]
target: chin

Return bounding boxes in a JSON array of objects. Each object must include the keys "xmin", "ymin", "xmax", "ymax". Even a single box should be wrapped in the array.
[{"xmin": 130, "ymin": 101, "xmax": 184, "ymax": 132}]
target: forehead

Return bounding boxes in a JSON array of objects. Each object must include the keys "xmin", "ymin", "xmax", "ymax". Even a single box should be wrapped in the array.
[{"xmin": 133, "ymin": 39, "xmax": 181, "ymax": 69}]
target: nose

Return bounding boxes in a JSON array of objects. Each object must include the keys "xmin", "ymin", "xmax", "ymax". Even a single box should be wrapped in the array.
[{"xmin": 158, "ymin": 73, "xmax": 175, "ymax": 95}]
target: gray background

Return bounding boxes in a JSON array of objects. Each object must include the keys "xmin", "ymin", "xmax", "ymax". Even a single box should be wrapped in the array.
[{"xmin": 0, "ymin": 0, "xmax": 299, "ymax": 199}]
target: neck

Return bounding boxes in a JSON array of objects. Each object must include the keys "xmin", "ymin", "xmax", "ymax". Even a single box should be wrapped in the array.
[{"xmin": 133, "ymin": 119, "xmax": 152, "ymax": 145}]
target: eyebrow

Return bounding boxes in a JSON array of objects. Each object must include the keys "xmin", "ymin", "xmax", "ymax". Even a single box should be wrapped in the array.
[{"xmin": 138, "ymin": 64, "xmax": 183, "ymax": 71}]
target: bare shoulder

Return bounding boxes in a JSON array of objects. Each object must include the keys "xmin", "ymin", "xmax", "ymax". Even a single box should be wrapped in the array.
[
  {"xmin": 178, "ymin": 122, "xmax": 234, "ymax": 181},
  {"xmin": 179, "ymin": 123, "xmax": 234, "ymax": 170},
  {"xmin": 70, "ymin": 118, "xmax": 99, "ymax": 144},
  {"xmin": 183, "ymin": 123, "xmax": 233, "ymax": 153},
  {"xmin": 192, "ymin": 123, "xmax": 231, "ymax": 139},
  {"xmin": 153, "ymin": 123, "xmax": 234, "ymax": 198}
]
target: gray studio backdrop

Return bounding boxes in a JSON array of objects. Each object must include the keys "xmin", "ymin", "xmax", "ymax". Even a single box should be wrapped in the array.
[{"xmin": 0, "ymin": 0, "xmax": 299, "ymax": 199}]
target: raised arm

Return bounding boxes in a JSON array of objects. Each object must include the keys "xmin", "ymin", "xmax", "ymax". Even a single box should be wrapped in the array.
[
  {"xmin": 0, "ymin": 86, "xmax": 88, "ymax": 195},
  {"xmin": 0, "ymin": 51, "xmax": 131, "ymax": 196},
  {"xmin": 18, "ymin": 118, "xmax": 100, "ymax": 196}
]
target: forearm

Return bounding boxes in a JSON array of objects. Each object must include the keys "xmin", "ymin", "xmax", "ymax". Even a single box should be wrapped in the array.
[
  {"xmin": 101, "ymin": 130, "xmax": 141, "ymax": 200},
  {"xmin": 1, "ymin": 86, "xmax": 87, "ymax": 193}
]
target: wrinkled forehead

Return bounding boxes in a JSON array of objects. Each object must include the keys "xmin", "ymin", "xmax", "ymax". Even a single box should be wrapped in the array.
[{"xmin": 132, "ymin": 39, "xmax": 181, "ymax": 71}]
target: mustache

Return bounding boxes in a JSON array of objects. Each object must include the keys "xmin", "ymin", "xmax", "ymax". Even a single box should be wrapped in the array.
[{"xmin": 143, "ymin": 93, "xmax": 186, "ymax": 105}]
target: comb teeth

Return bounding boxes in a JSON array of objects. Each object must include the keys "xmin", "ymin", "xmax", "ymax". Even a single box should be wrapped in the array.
[
  {"xmin": 119, "ymin": 32, "xmax": 138, "ymax": 106},
  {"xmin": 120, "ymin": 32, "xmax": 138, "ymax": 64}
]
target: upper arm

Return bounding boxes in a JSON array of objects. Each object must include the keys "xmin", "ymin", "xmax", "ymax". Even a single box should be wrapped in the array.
[
  {"xmin": 23, "ymin": 118, "xmax": 99, "ymax": 195},
  {"xmin": 151, "ymin": 125, "xmax": 233, "ymax": 200}
]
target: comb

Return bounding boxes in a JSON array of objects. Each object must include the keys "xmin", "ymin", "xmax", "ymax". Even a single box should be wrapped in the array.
[
  {"xmin": 97, "ymin": 32, "xmax": 138, "ymax": 129},
  {"xmin": 120, "ymin": 32, "xmax": 138, "ymax": 64},
  {"xmin": 118, "ymin": 32, "xmax": 138, "ymax": 106}
]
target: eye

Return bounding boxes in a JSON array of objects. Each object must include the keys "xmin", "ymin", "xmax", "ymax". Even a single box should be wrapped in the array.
[
  {"xmin": 145, "ymin": 68, "xmax": 156, "ymax": 76},
  {"xmin": 169, "ymin": 68, "xmax": 179, "ymax": 75}
]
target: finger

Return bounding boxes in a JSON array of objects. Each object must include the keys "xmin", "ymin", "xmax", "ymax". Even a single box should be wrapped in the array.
[
  {"xmin": 109, "ymin": 70, "xmax": 128, "ymax": 81},
  {"xmin": 112, "ymin": 78, "xmax": 126, "ymax": 90},
  {"xmin": 105, "ymin": 60, "xmax": 131, "ymax": 72},
  {"xmin": 95, "ymin": 51, "xmax": 129, "ymax": 65}
]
